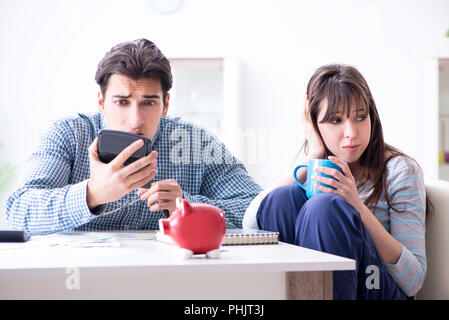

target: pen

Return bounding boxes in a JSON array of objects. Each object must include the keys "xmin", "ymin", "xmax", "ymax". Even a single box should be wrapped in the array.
[
  {"xmin": 100, "ymin": 200, "xmax": 171, "ymax": 218},
  {"xmin": 100, "ymin": 198, "xmax": 141, "ymax": 216}
]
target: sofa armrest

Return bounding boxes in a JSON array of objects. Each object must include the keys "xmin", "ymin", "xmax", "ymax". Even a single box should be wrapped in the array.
[{"xmin": 416, "ymin": 179, "xmax": 449, "ymax": 299}]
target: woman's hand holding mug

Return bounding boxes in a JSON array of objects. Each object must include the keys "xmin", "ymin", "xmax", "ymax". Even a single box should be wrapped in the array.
[
  {"xmin": 293, "ymin": 158, "xmax": 343, "ymax": 199},
  {"xmin": 312, "ymin": 156, "xmax": 364, "ymax": 212}
]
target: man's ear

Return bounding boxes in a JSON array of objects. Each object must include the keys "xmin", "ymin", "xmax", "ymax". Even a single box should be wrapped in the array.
[
  {"xmin": 162, "ymin": 92, "xmax": 170, "ymax": 117},
  {"xmin": 97, "ymin": 91, "xmax": 105, "ymax": 115}
]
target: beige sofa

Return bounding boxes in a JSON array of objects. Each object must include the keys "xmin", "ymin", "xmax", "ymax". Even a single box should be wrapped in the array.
[{"xmin": 416, "ymin": 179, "xmax": 449, "ymax": 300}]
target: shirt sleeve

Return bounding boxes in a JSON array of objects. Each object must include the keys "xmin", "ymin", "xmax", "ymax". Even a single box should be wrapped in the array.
[
  {"xmin": 182, "ymin": 137, "xmax": 262, "ymax": 229},
  {"xmin": 5, "ymin": 123, "xmax": 97, "ymax": 235},
  {"xmin": 383, "ymin": 157, "xmax": 427, "ymax": 297},
  {"xmin": 242, "ymin": 189, "xmax": 272, "ymax": 229}
]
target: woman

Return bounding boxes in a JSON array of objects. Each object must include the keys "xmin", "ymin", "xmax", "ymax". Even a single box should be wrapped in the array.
[{"xmin": 243, "ymin": 64, "xmax": 428, "ymax": 299}]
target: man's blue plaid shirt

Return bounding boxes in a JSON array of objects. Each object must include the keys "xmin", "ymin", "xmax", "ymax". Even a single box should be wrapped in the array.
[{"xmin": 6, "ymin": 112, "xmax": 262, "ymax": 235}]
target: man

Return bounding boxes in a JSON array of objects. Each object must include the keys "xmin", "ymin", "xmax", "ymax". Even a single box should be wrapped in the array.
[{"xmin": 6, "ymin": 39, "xmax": 262, "ymax": 235}]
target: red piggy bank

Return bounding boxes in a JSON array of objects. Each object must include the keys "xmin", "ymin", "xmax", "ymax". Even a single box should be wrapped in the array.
[{"xmin": 158, "ymin": 198, "xmax": 226, "ymax": 259}]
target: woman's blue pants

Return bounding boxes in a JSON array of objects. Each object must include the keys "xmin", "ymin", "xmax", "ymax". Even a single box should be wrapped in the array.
[{"xmin": 256, "ymin": 184, "xmax": 409, "ymax": 300}]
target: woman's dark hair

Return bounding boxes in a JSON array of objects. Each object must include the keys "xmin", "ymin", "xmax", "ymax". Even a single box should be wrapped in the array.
[
  {"xmin": 95, "ymin": 38, "xmax": 173, "ymax": 101},
  {"xmin": 301, "ymin": 64, "xmax": 432, "ymax": 215}
]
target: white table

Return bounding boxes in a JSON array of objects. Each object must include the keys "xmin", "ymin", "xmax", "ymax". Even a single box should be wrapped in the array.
[{"xmin": 0, "ymin": 231, "xmax": 355, "ymax": 300}]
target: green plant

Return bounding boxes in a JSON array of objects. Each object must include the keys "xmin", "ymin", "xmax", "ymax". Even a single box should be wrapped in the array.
[
  {"xmin": 0, "ymin": 163, "xmax": 15, "ymax": 194},
  {"xmin": 0, "ymin": 141, "xmax": 16, "ymax": 194}
]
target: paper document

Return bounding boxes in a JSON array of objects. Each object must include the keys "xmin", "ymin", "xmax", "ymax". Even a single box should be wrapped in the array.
[{"xmin": 0, "ymin": 231, "xmax": 121, "ymax": 251}]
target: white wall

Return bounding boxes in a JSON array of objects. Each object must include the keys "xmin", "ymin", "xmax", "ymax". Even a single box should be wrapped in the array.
[{"xmin": 1, "ymin": 0, "xmax": 448, "ymax": 229}]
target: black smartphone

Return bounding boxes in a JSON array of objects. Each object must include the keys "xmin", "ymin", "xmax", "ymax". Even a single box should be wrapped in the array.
[
  {"xmin": 97, "ymin": 129, "xmax": 153, "ymax": 188},
  {"xmin": 0, "ymin": 230, "xmax": 29, "ymax": 242}
]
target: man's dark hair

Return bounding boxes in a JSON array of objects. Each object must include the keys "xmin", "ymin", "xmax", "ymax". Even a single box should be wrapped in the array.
[{"xmin": 95, "ymin": 38, "xmax": 173, "ymax": 101}]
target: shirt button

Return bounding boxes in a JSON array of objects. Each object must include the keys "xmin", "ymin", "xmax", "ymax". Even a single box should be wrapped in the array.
[{"xmin": 124, "ymin": 225, "xmax": 129, "ymax": 230}]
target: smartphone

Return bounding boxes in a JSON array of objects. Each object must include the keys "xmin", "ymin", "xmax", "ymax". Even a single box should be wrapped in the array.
[
  {"xmin": 97, "ymin": 129, "xmax": 153, "ymax": 188},
  {"xmin": 0, "ymin": 230, "xmax": 30, "ymax": 242}
]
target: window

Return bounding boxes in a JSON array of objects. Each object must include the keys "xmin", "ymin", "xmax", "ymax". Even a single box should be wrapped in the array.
[{"xmin": 168, "ymin": 58, "xmax": 243, "ymax": 158}]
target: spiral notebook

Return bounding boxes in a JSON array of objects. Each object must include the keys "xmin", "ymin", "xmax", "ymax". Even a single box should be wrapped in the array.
[
  {"xmin": 221, "ymin": 229, "xmax": 279, "ymax": 245},
  {"xmin": 156, "ymin": 229, "xmax": 279, "ymax": 246}
]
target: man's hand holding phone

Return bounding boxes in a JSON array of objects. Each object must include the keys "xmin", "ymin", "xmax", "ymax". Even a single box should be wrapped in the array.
[{"xmin": 86, "ymin": 137, "xmax": 158, "ymax": 210}]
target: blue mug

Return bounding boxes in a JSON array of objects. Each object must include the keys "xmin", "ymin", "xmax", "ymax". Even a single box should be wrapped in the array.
[{"xmin": 293, "ymin": 159, "xmax": 343, "ymax": 199}]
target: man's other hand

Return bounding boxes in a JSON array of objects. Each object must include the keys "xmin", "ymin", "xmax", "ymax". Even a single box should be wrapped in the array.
[{"xmin": 137, "ymin": 179, "xmax": 183, "ymax": 215}]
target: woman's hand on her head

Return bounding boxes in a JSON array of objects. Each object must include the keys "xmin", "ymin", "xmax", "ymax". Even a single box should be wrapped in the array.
[
  {"xmin": 311, "ymin": 156, "xmax": 364, "ymax": 212},
  {"xmin": 300, "ymin": 95, "xmax": 325, "ymax": 159}
]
